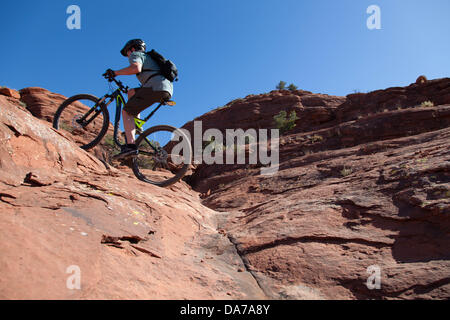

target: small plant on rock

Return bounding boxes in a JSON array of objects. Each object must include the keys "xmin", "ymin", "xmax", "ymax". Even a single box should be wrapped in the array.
[
  {"xmin": 310, "ymin": 134, "xmax": 323, "ymax": 143},
  {"xmin": 340, "ymin": 167, "xmax": 353, "ymax": 177},
  {"xmin": 273, "ymin": 110, "xmax": 299, "ymax": 135},
  {"xmin": 18, "ymin": 101, "xmax": 27, "ymax": 108},
  {"xmin": 103, "ymin": 135, "xmax": 120, "ymax": 151},
  {"xmin": 421, "ymin": 101, "xmax": 434, "ymax": 108},
  {"xmin": 59, "ymin": 121, "xmax": 74, "ymax": 133}
]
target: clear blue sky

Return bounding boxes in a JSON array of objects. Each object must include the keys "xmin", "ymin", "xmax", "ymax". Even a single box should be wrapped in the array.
[{"xmin": 1, "ymin": 0, "xmax": 449, "ymax": 128}]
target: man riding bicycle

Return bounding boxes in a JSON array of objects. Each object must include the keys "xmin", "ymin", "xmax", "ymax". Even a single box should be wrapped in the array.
[{"xmin": 104, "ymin": 39, "xmax": 173, "ymax": 159}]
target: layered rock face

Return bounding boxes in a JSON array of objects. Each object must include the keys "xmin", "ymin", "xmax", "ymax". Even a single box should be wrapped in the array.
[
  {"xmin": 0, "ymin": 77, "xmax": 449, "ymax": 300},
  {"xmin": 19, "ymin": 87, "xmax": 68, "ymax": 123},
  {"xmin": 183, "ymin": 89, "xmax": 345, "ymax": 135},
  {"xmin": 185, "ymin": 78, "xmax": 450, "ymax": 299},
  {"xmin": 0, "ymin": 94, "xmax": 265, "ymax": 299}
]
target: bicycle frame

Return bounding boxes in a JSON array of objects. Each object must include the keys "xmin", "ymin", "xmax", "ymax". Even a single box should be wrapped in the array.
[{"xmin": 85, "ymin": 77, "xmax": 168, "ymax": 154}]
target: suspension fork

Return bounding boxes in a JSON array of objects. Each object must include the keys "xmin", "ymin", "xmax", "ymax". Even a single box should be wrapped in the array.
[
  {"xmin": 113, "ymin": 92, "xmax": 127, "ymax": 146},
  {"xmin": 75, "ymin": 95, "xmax": 109, "ymax": 127}
]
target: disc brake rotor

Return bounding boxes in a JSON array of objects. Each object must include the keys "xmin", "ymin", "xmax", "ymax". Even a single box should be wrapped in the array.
[
  {"xmin": 72, "ymin": 114, "xmax": 83, "ymax": 129},
  {"xmin": 154, "ymin": 148, "xmax": 168, "ymax": 164}
]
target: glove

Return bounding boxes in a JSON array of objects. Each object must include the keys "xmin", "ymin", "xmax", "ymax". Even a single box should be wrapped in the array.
[{"xmin": 103, "ymin": 69, "xmax": 116, "ymax": 78}]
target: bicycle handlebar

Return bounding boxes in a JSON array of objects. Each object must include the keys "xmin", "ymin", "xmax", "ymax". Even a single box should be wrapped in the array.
[{"xmin": 103, "ymin": 73, "xmax": 129, "ymax": 94}]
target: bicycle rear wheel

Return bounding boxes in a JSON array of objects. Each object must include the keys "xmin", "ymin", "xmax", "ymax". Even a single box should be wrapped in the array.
[
  {"xmin": 53, "ymin": 94, "xmax": 110, "ymax": 150},
  {"xmin": 132, "ymin": 125, "xmax": 192, "ymax": 187}
]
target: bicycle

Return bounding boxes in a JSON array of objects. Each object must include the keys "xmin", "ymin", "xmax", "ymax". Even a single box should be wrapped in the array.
[{"xmin": 52, "ymin": 73, "xmax": 192, "ymax": 187}]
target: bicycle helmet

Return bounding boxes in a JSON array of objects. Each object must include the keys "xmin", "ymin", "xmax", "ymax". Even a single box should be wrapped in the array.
[{"xmin": 120, "ymin": 39, "xmax": 146, "ymax": 57}]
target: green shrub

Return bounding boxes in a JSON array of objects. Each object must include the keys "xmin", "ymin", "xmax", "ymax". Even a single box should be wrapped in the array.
[
  {"xmin": 244, "ymin": 135, "xmax": 254, "ymax": 145},
  {"xmin": 103, "ymin": 135, "xmax": 120, "ymax": 151},
  {"xmin": 203, "ymin": 136, "xmax": 215, "ymax": 149},
  {"xmin": 59, "ymin": 121, "xmax": 74, "ymax": 133},
  {"xmin": 276, "ymin": 81, "xmax": 287, "ymax": 90},
  {"xmin": 310, "ymin": 134, "xmax": 323, "ymax": 143},
  {"xmin": 340, "ymin": 167, "xmax": 353, "ymax": 177},
  {"xmin": 288, "ymin": 83, "xmax": 298, "ymax": 91},
  {"xmin": 420, "ymin": 101, "xmax": 434, "ymax": 108},
  {"xmin": 273, "ymin": 110, "xmax": 299, "ymax": 134},
  {"xmin": 136, "ymin": 157, "xmax": 156, "ymax": 170},
  {"xmin": 203, "ymin": 136, "xmax": 226, "ymax": 153}
]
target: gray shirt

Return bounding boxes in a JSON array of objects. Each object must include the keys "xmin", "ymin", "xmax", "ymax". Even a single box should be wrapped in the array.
[{"xmin": 129, "ymin": 51, "xmax": 173, "ymax": 95}]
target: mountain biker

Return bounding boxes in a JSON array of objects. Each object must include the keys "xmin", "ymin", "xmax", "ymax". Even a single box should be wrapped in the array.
[{"xmin": 104, "ymin": 39, "xmax": 173, "ymax": 159}]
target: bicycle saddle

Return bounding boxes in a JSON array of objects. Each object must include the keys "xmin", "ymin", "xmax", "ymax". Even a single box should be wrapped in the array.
[{"xmin": 163, "ymin": 100, "xmax": 176, "ymax": 106}]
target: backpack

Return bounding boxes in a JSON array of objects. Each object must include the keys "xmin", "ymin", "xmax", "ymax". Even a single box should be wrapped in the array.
[{"xmin": 142, "ymin": 49, "xmax": 178, "ymax": 82}]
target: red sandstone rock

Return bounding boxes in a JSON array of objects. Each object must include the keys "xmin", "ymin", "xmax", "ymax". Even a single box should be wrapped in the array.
[
  {"xmin": 0, "ymin": 87, "xmax": 20, "ymax": 99},
  {"xmin": 184, "ymin": 78, "xmax": 450, "ymax": 299},
  {"xmin": 416, "ymin": 75, "xmax": 428, "ymax": 85},
  {"xmin": 1, "ymin": 78, "xmax": 449, "ymax": 300},
  {"xmin": 0, "ymin": 95, "xmax": 265, "ymax": 299},
  {"xmin": 337, "ymin": 78, "xmax": 450, "ymax": 123},
  {"xmin": 19, "ymin": 87, "xmax": 68, "ymax": 122}
]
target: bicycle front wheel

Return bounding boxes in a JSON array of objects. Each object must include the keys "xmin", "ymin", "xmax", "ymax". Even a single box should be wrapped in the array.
[
  {"xmin": 132, "ymin": 125, "xmax": 192, "ymax": 187},
  {"xmin": 53, "ymin": 94, "xmax": 110, "ymax": 150}
]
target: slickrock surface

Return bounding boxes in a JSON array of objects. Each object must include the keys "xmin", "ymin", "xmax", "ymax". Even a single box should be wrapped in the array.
[
  {"xmin": 1, "ymin": 78, "xmax": 449, "ymax": 299},
  {"xmin": 0, "ymin": 95, "xmax": 265, "ymax": 299},
  {"xmin": 186, "ymin": 78, "xmax": 450, "ymax": 299}
]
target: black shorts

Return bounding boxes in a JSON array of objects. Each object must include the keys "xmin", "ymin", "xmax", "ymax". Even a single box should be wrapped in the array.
[{"xmin": 123, "ymin": 87, "xmax": 171, "ymax": 116}]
